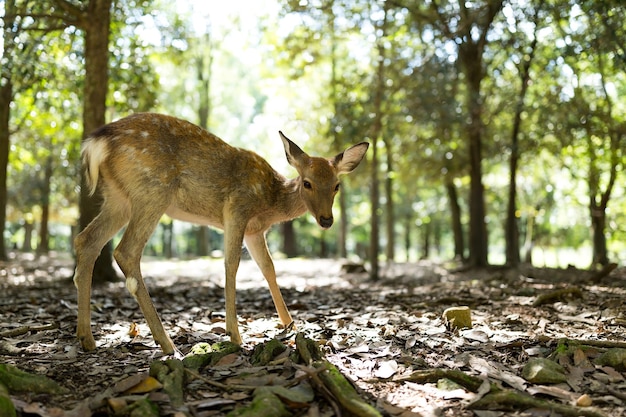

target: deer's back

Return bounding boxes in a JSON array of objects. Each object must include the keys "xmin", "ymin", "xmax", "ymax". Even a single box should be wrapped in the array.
[{"xmin": 89, "ymin": 113, "xmax": 284, "ymax": 229}]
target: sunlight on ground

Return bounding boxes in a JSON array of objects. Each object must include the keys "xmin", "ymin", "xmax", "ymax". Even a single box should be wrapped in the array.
[{"xmin": 140, "ymin": 257, "xmax": 350, "ymax": 291}]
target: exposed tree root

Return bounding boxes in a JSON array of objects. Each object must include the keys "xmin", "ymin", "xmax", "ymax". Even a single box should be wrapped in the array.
[
  {"xmin": 533, "ymin": 287, "xmax": 583, "ymax": 306},
  {"xmin": 468, "ymin": 389, "xmax": 606, "ymax": 417},
  {"xmin": 295, "ymin": 333, "xmax": 382, "ymax": 417},
  {"xmin": 399, "ymin": 368, "xmax": 485, "ymax": 393}
]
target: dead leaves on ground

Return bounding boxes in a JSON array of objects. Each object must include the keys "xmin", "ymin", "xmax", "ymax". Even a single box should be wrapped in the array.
[{"xmin": 1, "ymin": 256, "xmax": 626, "ymax": 416}]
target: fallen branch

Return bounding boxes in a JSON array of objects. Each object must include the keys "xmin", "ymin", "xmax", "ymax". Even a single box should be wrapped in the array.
[
  {"xmin": 533, "ymin": 287, "xmax": 583, "ymax": 306},
  {"xmin": 552, "ymin": 337, "xmax": 626, "ymax": 350},
  {"xmin": 468, "ymin": 389, "xmax": 606, "ymax": 417},
  {"xmin": 0, "ymin": 323, "xmax": 58, "ymax": 338},
  {"xmin": 398, "ymin": 368, "xmax": 485, "ymax": 393}
]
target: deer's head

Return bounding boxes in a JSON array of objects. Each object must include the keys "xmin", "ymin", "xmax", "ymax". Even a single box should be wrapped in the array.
[{"xmin": 280, "ymin": 131, "xmax": 369, "ymax": 229}]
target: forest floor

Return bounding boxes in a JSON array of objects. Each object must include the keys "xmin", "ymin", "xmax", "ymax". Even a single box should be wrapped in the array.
[{"xmin": 1, "ymin": 252, "xmax": 626, "ymax": 417}]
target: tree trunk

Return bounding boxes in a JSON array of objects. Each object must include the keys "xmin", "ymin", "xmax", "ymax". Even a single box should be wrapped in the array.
[
  {"xmin": 78, "ymin": 0, "xmax": 117, "ymax": 283},
  {"xmin": 505, "ymin": 136, "xmax": 521, "ymax": 266},
  {"xmin": 445, "ymin": 180, "xmax": 464, "ymax": 261},
  {"xmin": 463, "ymin": 58, "xmax": 488, "ymax": 267},
  {"xmin": 319, "ymin": 231, "xmax": 328, "ymax": 258},
  {"xmin": 455, "ymin": 1, "xmax": 503, "ymax": 267},
  {"xmin": 196, "ymin": 226, "xmax": 209, "ymax": 256},
  {"xmin": 162, "ymin": 220, "xmax": 173, "ymax": 258},
  {"xmin": 587, "ymin": 54, "xmax": 620, "ymax": 268},
  {"xmin": 591, "ymin": 207, "xmax": 608, "ymax": 266},
  {"xmin": 37, "ymin": 156, "xmax": 53, "ymax": 255},
  {"xmin": 369, "ymin": 3, "xmax": 388, "ymax": 280},
  {"xmin": 404, "ymin": 213, "xmax": 411, "ymax": 262},
  {"xmin": 338, "ymin": 190, "xmax": 347, "ymax": 258},
  {"xmin": 282, "ymin": 221, "xmax": 297, "ymax": 258},
  {"xmin": 421, "ymin": 221, "xmax": 431, "ymax": 260},
  {"xmin": 0, "ymin": 0, "xmax": 16, "ymax": 261},
  {"xmin": 522, "ymin": 209, "xmax": 535, "ymax": 264},
  {"xmin": 0, "ymin": 79, "xmax": 10, "ymax": 261},
  {"xmin": 505, "ymin": 3, "xmax": 540, "ymax": 267},
  {"xmin": 383, "ymin": 135, "xmax": 395, "ymax": 262},
  {"xmin": 194, "ymin": 30, "xmax": 214, "ymax": 258},
  {"xmin": 22, "ymin": 220, "xmax": 33, "ymax": 252}
]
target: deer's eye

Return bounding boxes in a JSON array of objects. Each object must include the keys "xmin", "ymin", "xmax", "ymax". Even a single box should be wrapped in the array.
[
  {"xmin": 303, "ymin": 180, "xmax": 312, "ymax": 189},
  {"xmin": 334, "ymin": 184, "xmax": 340, "ymax": 192}
]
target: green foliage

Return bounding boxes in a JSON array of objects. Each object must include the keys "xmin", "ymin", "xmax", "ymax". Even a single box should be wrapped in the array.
[{"xmin": 3, "ymin": 0, "xmax": 626, "ymax": 265}]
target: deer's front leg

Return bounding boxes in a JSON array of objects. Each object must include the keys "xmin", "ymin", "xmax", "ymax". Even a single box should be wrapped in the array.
[
  {"xmin": 224, "ymin": 222, "xmax": 246, "ymax": 344},
  {"xmin": 244, "ymin": 232, "xmax": 294, "ymax": 328}
]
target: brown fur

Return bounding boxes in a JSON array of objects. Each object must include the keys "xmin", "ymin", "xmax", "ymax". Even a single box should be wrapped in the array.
[{"xmin": 73, "ymin": 113, "xmax": 368, "ymax": 353}]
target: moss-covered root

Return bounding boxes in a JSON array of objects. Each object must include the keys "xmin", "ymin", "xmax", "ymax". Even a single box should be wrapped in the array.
[
  {"xmin": 0, "ymin": 382, "xmax": 16, "ymax": 417},
  {"xmin": 150, "ymin": 359, "xmax": 185, "ymax": 407},
  {"xmin": 469, "ymin": 389, "xmax": 607, "ymax": 417},
  {"xmin": 319, "ymin": 361, "xmax": 381, "ymax": 417},
  {"xmin": 295, "ymin": 333, "xmax": 381, "ymax": 417},
  {"xmin": 0, "ymin": 363, "xmax": 66, "ymax": 394},
  {"xmin": 251, "ymin": 338, "xmax": 287, "ymax": 366},
  {"xmin": 400, "ymin": 368, "xmax": 485, "ymax": 393},
  {"xmin": 226, "ymin": 387, "xmax": 290, "ymax": 417},
  {"xmin": 182, "ymin": 341, "xmax": 241, "ymax": 370}
]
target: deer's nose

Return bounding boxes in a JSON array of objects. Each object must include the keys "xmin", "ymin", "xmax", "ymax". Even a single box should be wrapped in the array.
[{"xmin": 319, "ymin": 216, "xmax": 334, "ymax": 229}]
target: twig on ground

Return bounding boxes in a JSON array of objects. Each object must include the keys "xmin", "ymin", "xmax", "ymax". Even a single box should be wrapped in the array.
[{"xmin": 0, "ymin": 323, "xmax": 58, "ymax": 338}]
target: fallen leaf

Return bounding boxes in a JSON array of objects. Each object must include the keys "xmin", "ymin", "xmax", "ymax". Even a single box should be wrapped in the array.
[
  {"xmin": 128, "ymin": 322, "xmax": 140, "ymax": 337},
  {"xmin": 124, "ymin": 376, "xmax": 163, "ymax": 394},
  {"xmin": 576, "ymin": 393, "xmax": 593, "ymax": 407},
  {"xmin": 375, "ymin": 360, "xmax": 398, "ymax": 379},
  {"xmin": 107, "ymin": 397, "xmax": 127, "ymax": 414}
]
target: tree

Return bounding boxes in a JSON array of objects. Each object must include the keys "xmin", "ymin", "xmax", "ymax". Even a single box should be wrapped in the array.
[
  {"xmin": 35, "ymin": 0, "xmax": 155, "ymax": 280},
  {"xmin": 395, "ymin": 0, "xmax": 504, "ymax": 266},
  {"xmin": 504, "ymin": 1, "xmax": 543, "ymax": 266},
  {"xmin": 552, "ymin": 1, "xmax": 625, "ymax": 266},
  {"xmin": 0, "ymin": 0, "xmax": 17, "ymax": 260},
  {"xmin": 72, "ymin": 0, "xmax": 117, "ymax": 281}
]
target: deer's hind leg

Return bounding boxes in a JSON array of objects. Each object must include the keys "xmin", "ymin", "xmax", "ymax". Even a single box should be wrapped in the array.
[
  {"xmin": 74, "ymin": 197, "xmax": 130, "ymax": 351},
  {"xmin": 113, "ymin": 197, "xmax": 176, "ymax": 354}
]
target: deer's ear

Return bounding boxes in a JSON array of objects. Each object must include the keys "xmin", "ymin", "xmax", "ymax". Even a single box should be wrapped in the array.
[
  {"xmin": 279, "ymin": 131, "xmax": 309, "ymax": 169},
  {"xmin": 334, "ymin": 142, "xmax": 369, "ymax": 174}
]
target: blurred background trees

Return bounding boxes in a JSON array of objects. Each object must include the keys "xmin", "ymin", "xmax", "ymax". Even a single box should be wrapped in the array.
[{"xmin": 1, "ymin": 0, "xmax": 624, "ymax": 275}]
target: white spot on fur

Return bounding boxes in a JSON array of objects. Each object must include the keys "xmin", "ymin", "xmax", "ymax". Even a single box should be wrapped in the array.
[
  {"xmin": 73, "ymin": 269, "xmax": 79, "ymax": 288},
  {"xmin": 126, "ymin": 277, "xmax": 138, "ymax": 298},
  {"xmin": 140, "ymin": 131, "xmax": 149, "ymax": 138}
]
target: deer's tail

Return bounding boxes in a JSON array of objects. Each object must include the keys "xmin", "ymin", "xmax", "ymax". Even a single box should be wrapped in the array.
[{"xmin": 81, "ymin": 138, "xmax": 110, "ymax": 196}]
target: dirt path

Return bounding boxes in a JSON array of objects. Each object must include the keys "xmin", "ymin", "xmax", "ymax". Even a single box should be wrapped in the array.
[{"xmin": 1, "ymin": 253, "xmax": 625, "ymax": 416}]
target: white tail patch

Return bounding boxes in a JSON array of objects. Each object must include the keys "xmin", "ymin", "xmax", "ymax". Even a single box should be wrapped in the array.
[{"xmin": 82, "ymin": 139, "xmax": 110, "ymax": 196}]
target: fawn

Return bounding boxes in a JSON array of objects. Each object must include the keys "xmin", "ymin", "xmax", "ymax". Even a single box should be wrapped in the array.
[{"xmin": 73, "ymin": 113, "xmax": 369, "ymax": 354}]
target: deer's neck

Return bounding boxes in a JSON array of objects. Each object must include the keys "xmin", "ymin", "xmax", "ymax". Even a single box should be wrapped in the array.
[{"xmin": 279, "ymin": 177, "xmax": 307, "ymax": 221}]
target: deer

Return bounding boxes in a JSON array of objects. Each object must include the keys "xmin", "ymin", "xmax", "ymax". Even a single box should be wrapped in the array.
[{"xmin": 73, "ymin": 113, "xmax": 369, "ymax": 354}]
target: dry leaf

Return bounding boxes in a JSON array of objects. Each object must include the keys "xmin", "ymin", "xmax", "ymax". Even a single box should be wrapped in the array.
[
  {"xmin": 215, "ymin": 352, "xmax": 241, "ymax": 366},
  {"xmin": 576, "ymin": 394, "xmax": 593, "ymax": 407},
  {"xmin": 375, "ymin": 360, "xmax": 398, "ymax": 379},
  {"xmin": 124, "ymin": 376, "xmax": 163, "ymax": 394},
  {"xmin": 107, "ymin": 397, "xmax": 127, "ymax": 414},
  {"xmin": 128, "ymin": 322, "xmax": 140, "ymax": 337}
]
